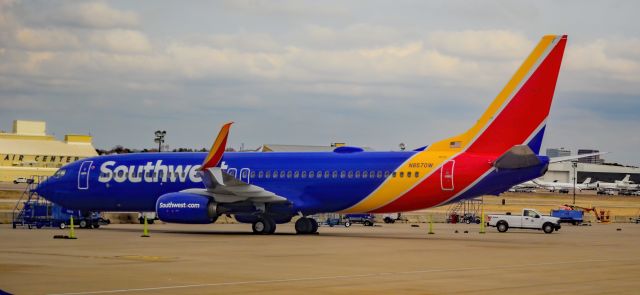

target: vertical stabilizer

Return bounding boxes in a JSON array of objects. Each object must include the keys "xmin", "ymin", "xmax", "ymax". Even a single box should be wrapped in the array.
[{"xmin": 429, "ymin": 35, "xmax": 567, "ymax": 156}]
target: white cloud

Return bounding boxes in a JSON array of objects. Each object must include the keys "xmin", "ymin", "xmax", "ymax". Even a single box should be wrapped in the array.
[
  {"xmin": 428, "ymin": 30, "xmax": 534, "ymax": 60},
  {"xmin": 89, "ymin": 30, "xmax": 151, "ymax": 53},
  {"xmin": 15, "ymin": 28, "xmax": 81, "ymax": 50},
  {"xmin": 54, "ymin": 2, "xmax": 139, "ymax": 29}
]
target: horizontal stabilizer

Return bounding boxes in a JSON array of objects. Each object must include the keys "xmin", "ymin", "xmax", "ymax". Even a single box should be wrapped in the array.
[
  {"xmin": 494, "ymin": 145, "xmax": 541, "ymax": 169},
  {"xmin": 549, "ymin": 152, "xmax": 609, "ymax": 163}
]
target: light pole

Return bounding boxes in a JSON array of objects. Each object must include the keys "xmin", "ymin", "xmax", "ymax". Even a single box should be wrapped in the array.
[
  {"xmin": 154, "ymin": 130, "xmax": 166, "ymax": 152},
  {"xmin": 572, "ymin": 161, "xmax": 578, "ymax": 204}
]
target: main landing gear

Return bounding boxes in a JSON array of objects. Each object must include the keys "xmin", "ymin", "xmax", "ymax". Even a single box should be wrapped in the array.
[
  {"xmin": 295, "ymin": 217, "xmax": 318, "ymax": 235},
  {"xmin": 252, "ymin": 216, "xmax": 276, "ymax": 235}
]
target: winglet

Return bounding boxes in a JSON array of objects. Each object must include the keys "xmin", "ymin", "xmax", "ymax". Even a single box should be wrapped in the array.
[{"xmin": 201, "ymin": 121, "xmax": 233, "ymax": 170}]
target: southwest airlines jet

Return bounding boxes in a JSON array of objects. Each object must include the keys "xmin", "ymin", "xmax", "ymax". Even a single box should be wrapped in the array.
[{"xmin": 36, "ymin": 35, "xmax": 572, "ymax": 235}]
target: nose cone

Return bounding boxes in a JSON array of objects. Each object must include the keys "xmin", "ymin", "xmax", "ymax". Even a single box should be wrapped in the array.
[{"xmin": 34, "ymin": 179, "xmax": 53, "ymax": 201}]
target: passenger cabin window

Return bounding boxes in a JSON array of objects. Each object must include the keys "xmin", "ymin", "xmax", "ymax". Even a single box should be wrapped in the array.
[
  {"xmin": 392, "ymin": 172, "xmax": 397, "ymax": 178},
  {"xmin": 272, "ymin": 171, "xmax": 278, "ymax": 179},
  {"xmin": 399, "ymin": 172, "xmax": 404, "ymax": 178},
  {"xmin": 280, "ymin": 171, "xmax": 286, "ymax": 178},
  {"xmin": 340, "ymin": 171, "xmax": 346, "ymax": 178},
  {"xmin": 362, "ymin": 171, "xmax": 368, "ymax": 178},
  {"xmin": 294, "ymin": 171, "xmax": 299, "ymax": 178},
  {"xmin": 415, "ymin": 171, "xmax": 420, "ymax": 178},
  {"xmin": 325, "ymin": 171, "xmax": 330, "ymax": 178},
  {"xmin": 355, "ymin": 171, "xmax": 361, "ymax": 178},
  {"xmin": 348, "ymin": 171, "xmax": 353, "ymax": 178},
  {"xmin": 258, "ymin": 171, "xmax": 264, "ymax": 178},
  {"xmin": 332, "ymin": 171, "xmax": 338, "ymax": 178},
  {"xmin": 287, "ymin": 171, "xmax": 292, "ymax": 178},
  {"xmin": 383, "ymin": 171, "xmax": 389, "ymax": 178},
  {"xmin": 309, "ymin": 171, "xmax": 315, "ymax": 178},
  {"xmin": 301, "ymin": 171, "xmax": 307, "ymax": 178}
]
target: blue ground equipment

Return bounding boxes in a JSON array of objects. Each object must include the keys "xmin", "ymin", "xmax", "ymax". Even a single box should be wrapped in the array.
[
  {"xmin": 12, "ymin": 177, "xmax": 108, "ymax": 229},
  {"xmin": 551, "ymin": 209, "xmax": 584, "ymax": 225}
]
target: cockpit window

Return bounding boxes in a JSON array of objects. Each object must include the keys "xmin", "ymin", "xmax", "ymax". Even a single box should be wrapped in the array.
[{"xmin": 53, "ymin": 169, "xmax": 66, "ymax": 178}]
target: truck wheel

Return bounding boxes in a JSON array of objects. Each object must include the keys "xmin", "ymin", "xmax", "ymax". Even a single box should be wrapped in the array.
[
  {"xmin": 465, "ymin": 219, "xmax": 471, "ymax": 224},
  {"xmin": 59, "ymin": 223, "xmax": 66, "ymax": 229},
  {"xmin": 344, "ymin": 221, "xmax": 351, "ymax": 227},
  {"xmin": 364, "ymin": 220, "xmax": 373, "ymax": 226},
  {"xmin": 92, "ymin": 223, "xmax": 100, "ymax": 229},
  {"xmin": 497, "ymin": 222, "xmax": 509, "ymax": 233},
  {"xmin": 79, "ymin": 220, "xmax": 88, "ymax": 228},
  {"xmin": 384, "ymin": 217, "xmax": 392, "ymax": 224},
  {"xmin": 543, "ymin": 223, "xmax": 554, "ymax": 234}
]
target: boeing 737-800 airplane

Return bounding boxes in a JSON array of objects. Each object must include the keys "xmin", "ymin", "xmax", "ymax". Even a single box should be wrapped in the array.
[{"xmin": 36, "ymin": 35, "xmax": 573, "ymax": 234}]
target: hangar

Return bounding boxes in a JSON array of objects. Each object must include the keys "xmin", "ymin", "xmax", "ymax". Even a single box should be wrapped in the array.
[
  {"xmin": 0, "ymin": 120, "xmax": 98, "ymax": 182},
  {"xmin": 542, "ymin": 162, "xmax": 639, "ymax": 183}
]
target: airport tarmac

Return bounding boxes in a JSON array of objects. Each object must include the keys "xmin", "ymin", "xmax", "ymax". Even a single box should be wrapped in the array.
[{"xmin": 1, "ymin": 222, "xmax": 639, "ymax": 295}]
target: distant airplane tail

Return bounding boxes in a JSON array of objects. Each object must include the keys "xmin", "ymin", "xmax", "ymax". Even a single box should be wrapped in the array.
[
  {"xmin": 583, "ymin": 177, "xmax": 591, "ymax": 184},
  {"xmin": 428, "ymin": 35, "xmax": 567, "ymax": 157},
  {"xmin": 621, "ymin": 174, "xmax": 631, "ymax": 182}
]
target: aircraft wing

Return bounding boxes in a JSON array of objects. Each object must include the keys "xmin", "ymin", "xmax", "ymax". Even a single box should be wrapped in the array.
[
  {"xmin": 187, "ymin": 121, "xmax": 289, "ymax": 204},
  {"xmin": 549, "ymin": 152, "xmax": 609, "ymax": 163},
  {"xmin": 184, "ymin": 168, "xmax": 288, "ymax": 203}
]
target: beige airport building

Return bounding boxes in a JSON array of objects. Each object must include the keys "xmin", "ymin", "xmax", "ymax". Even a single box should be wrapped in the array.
[{"xmin": 0, "ymin": 120, "xmax": 98, "ymax": 182}]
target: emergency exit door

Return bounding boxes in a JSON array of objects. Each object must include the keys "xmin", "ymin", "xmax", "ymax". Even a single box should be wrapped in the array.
[
  {"xmin": 440, "ymin": 160, "xmax": 455, "ymax": 191},
  {"xmin": 77, "ymin": 161, "xmax": 93, "ymax": 190}
]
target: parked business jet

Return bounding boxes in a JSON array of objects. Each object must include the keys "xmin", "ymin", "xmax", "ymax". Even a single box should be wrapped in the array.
[
  {"xmin": 36, "ymin": 35, "xmax": 578, "ymax": 234},
  {"xmin": 593, "ymin": 175, "xmax": 639, "ymax": 191},
  {"xmin": 533, "ymin": 178, "xmax": 592, "ymax": 192}
]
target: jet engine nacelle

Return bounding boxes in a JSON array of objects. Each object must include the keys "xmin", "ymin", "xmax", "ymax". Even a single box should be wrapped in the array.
[{"xmin": 156, "ymin": 192, "xmax": 218, "ymax": 224}]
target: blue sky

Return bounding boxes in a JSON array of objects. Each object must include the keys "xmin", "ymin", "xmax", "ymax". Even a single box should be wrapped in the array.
[{"xmin": 1, "ymin": 1, "xmax": 639, "ymax": 165}]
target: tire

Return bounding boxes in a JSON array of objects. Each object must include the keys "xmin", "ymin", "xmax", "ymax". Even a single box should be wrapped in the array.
[
  {"xmin": 364, "ymin": 220, "xmax": 373, "ymax": 226},
  {"xmin": 59, "ymin": 223, "xmax": 66, "ymax": 229},
  {"xmin": 139, "ymin": 217, "xmax": 145, "ymax": 224},
  {"xmin": 79, "ymin": 220, "xmax": 88, "ymax": 228},
  {"xmin": 465, "ymin": 219, "xmax": 471, "ymax": 224},
  {"xmin": 497, "ymin": 222, "xmax": 509, "ymax": 233},
  {"xmin": 384, "ymin": 217, "xmax": 393, "ymax": 224},
  {"xmin": 295, "ymin": 217, "xmax": 312, "ymax": 234},
  {"xmin": 148, "ymin": 219, "xmax": 155, "ymax": 225},
  {"xmin": 92, "ymin": 223, "xmax": 100, "ymax": 229},
  {"xmin": 344, "ymin": 221, "xmax": 351, "ymax": 227},
  {"xmin": 543, "ymin": 223, "xmax": 554, "ymax": 234},
  {"xmin": 265, "ymin": 217, "xmax": 276, "ymax": 234},
  {"xmin": 252, "ymin": 220, "xmax": 268, "ymax": 234},
  {"xmin": 309, "ymin": 218, "xmax": 318, "ymax": 234}
]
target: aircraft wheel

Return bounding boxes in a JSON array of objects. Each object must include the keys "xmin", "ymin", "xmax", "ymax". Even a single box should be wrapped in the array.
[
  {"xmin": 295, "ymin": 217, "xmax": 312, "ymax": 234},
  {"xmin": 265, "ymin": 217, "xmax": 276, "ymax": 234},
  {"xmin": 79, "ymin": 220, "xmax": 88, "ymax": 228},
  {"xmin": 309, "ymin": 218, "xmax": 318, "ymax": 234},
  {"xmin": 252, "ymin": 218, "xmax": 275, "ymax": 234}
]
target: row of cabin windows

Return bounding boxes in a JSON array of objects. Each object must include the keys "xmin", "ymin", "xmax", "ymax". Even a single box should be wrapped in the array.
[
  {"xmin": 100, "ymin": 171, "xmax": 187, "ymax": 178},
  {"xmin": 101, "ymin": 170, "xmax": 421, "ymax": 180},
  {"xmin": 246, "ymin": 170, "xmax": 420, "ymax": 180}
]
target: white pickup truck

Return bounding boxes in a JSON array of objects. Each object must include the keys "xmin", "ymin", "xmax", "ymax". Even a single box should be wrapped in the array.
[{"xmin": 487, "ymin": 208, "xmax": 561, "ymax": 234}]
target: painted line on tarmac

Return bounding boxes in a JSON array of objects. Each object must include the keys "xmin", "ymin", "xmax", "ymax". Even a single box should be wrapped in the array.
[{"xmin": 48, "ymin": 259, "xmax": 626, "ymax": 295}]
